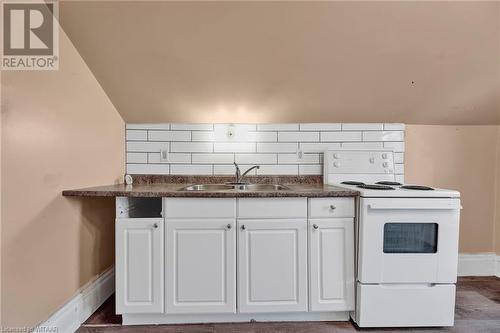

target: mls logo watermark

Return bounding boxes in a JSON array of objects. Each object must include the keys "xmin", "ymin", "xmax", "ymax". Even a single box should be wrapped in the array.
[{"xmin": 1, "ymin": 0, "xmax": 59, "ymax": 70}]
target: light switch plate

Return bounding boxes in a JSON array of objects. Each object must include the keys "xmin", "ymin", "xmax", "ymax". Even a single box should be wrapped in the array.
[{"xmin": 160, "ymin": 149, "xmax": 169, "ymax": 162}]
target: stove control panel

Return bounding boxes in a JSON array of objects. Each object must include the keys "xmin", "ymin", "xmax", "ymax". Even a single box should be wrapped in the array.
[{"xmin": 324, "ymin": 150, "xmax": 395, "ymax": 176}]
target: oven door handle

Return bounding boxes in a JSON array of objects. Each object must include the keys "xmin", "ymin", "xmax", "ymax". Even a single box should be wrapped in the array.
[{"xmin": 368, "ymin": 203, "xmax": 462, "ymax": 210}]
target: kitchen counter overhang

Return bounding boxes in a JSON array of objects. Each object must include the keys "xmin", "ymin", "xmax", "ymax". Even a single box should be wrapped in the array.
[{"xmin": 62, "ymin": 183, "xmax": 358, "ymax": 198}]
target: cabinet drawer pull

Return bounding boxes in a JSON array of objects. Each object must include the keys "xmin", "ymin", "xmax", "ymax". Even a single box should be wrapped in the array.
[
  {"xmin": 153, "ymin": 223, "xmax": 159, "ymax": 229},
  {"xmin": 330, "ymin": 205, "xmax": 337, "ymax": 210},
  {"xmin": 226, "ymin": 224, "xmax": 232, "ymax": 230},
  {"xmin": 313, "ymin": 224, "xmax": 319, "ymax": 230},
  {"xmin": 241, "ymin": 224, "xmax": 246, "ymax": 231}
]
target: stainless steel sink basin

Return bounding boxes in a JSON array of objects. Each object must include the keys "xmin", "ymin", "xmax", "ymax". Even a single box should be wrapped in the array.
[
  {"xmin": 180, "ymin": 183, "xmax": 290, "ymax": 192},
  {"xmin": 181, "ymin": 184, "xmax": 234, "ymax": 191},
  {"xmin": 232, "ymin": 184, "xmax": 290, "ymax": 191}
]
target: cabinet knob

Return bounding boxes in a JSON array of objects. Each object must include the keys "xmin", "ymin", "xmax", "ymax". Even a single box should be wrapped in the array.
[
  {"xmin": 330, "ymin": 205, "xmax": 337, "ymax": 210},
  {"xmin": 153, "ymin": 223, "xmax": 159, "ymax": 229},
  {"xmin": 241, "ymin": 225, "xmax": 246, "ymax": 231},
  {"xmin": 226, "ymin": 224, "xmax": 232, "ymax": 230},
  {"xmin": 313, "ymin": 224, "xmax": 319, "ymax": 230}
]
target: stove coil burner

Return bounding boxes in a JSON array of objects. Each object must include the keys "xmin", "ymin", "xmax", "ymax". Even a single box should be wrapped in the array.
[
  {"xmin": 357, "ymin": 184, "xmax": 395, "ymax": 190},
  {"xmin": 401, "ymin": 185, "xmax": 435, "ymax": 191},
  {"xmin": 341, "ymin": 181, "xmax": 365, "ymax": 185},
  {"xmin": 376, "ymin": 181, "xmax": 402, "ymax": 186}
]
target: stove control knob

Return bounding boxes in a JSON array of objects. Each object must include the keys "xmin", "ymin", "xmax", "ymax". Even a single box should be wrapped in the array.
[
  {"xmin": 369, "ymin": 157, "xmax": 375, "ymax": 163},
  {"xmin": 333, "ymin": 153, "xmax": 339, "ymax": 159},
  {"xmin": 382, "ymin": 153, "xmax": 388, "ymax": 159},
  {"xmin": 333, "ymin": 162, "xmax": 340, "ymax": 168},
  {"xmin": 383, "ymin": 162, "xmax": 389, "ymax": 168}
]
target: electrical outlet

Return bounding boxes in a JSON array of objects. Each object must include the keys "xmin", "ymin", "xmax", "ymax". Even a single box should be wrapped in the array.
[
  {"xmin": 296, "ymin": 149, "xmax": 304, "ymax": 160},
  {"xmin": 160, "ymin": 149, "xmax": 169, "ymax": 162}
]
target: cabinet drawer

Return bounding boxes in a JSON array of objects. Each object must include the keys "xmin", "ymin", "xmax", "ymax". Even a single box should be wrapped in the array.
[
  {"xmin": 164, "ymin": 198, "xmax": 236, "ymax": 218},
  {"xmin": 308, "ymin": 198, "xmax": 355, "ymax": 218},
  {"xmin": 355, "ymin": 283, "xmax": 455, "ymax": 327},
  {"xmin": 237, "ymin": 198, "xmax": 307, "ymax": 218}
]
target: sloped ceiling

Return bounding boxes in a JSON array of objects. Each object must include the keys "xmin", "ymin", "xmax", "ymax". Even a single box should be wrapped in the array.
[{"xmin": 59, "ymin": 1, "xmax": 500, "ymax": 124}]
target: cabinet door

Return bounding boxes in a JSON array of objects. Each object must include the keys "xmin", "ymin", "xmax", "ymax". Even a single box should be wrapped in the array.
[
  {"xmin": 116, "ymin": 218, "xmax": 164, "ymax": 314},
  {"xmin": 238, "ymin": 219, "xmax": 307, "ymax": 313},
  {"xmin": 309, "ymin": 218, "xmax": 355, "ymax": 311},
  {"xmin": 165, "ymin": 219, "xmax": 236, "ymax": 313}
]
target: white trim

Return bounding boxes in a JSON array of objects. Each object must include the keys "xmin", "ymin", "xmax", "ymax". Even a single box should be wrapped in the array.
[
  {"xmin": 122, "ymin": 311, "xmax": 349, "ymax": 325},
  {"xmin": 458, "ymin": 253, "xmax": 498, "ymax": 277},
  {"xmin": 496, "ymin": 256, "xmax": 500, "ymax": 278},
  {"xmin": 36, "ymin": 266, "xmax": 115, "ymax": 333}
]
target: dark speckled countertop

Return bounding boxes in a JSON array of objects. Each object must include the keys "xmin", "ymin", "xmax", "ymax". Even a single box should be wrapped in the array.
[{"xmin": 62, "ymin": 175, "xmax": 358, "ymax": 198}]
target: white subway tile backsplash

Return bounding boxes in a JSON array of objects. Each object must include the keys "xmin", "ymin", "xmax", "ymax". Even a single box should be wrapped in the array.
[
  {"xmin": 341, "ymin": 142, "xmax": 384, "ymax": 149},
  {"xmin": 171, "ymin": 142, "xmax": 213, "ymax": 153},
  {"xmin": 394, "ymin": 152, "xmax": 404, "ymax": 164},
  {"xmin": 257, "ymin": 123, "xmax": 299, "ymax": 131},
  {"xmin": 127, "ymin": 141, "xmax": 169, "ymax": 152},
  {"xmin": 127, "ymin": 163, "xmax": 170, "ymax": 175},
  {"xmin": 384, "ymin": 141, "xmax": 405, "ymax": 152},
  {"xmin": 257, "ymin": 142, "xmax": 298, "ymax": 153},
  {"xmin": 384, "ymin": 123, "xmax": 405, "ymax": 131},
  {"xmin": 363, "ymin": 131, "xmax": 404, "ymax": 142},
  {"xmin": 278, "ymin": 153, "xmax": 320, "ymax": 164},
  {"xmin": 127, "ymin": 123, "xmax": 170, "ymax": 130},
  {"xmin": 170, "ymin": 164, "xmax": 213, "ymax": 175},
  {"xmin": 125, "ymin": 123, "xmax": 405, "ymax": 177},
  {"xmin": 192, "ymin": 131, "xmax": 215, "ymax": 142},
  {"xmin": 256, "ymin": 164, "xmax": 298, "ymax": 175},
  {"xmin": 321, "ymin": 131, "xmax": 361, "ymax": 142},
  {"xmin": 247, "ymin": 131, "xmax": 277, "ymax": 142},
  {"xmin": 395, "ymin": 163, "xmax": 404, "ymax": 174},
  {"xmin": 299, "ymin": 164, "xmax": 322, "ymax": 175},
  {"xmin": 278, "ymin": 131, "xmax": 319, "ymax": 142},
  {"xmin": 126, "ymin": 130, "xmax": 147, "ymax": 141},
  {"xmin": 148, "ymin": 130, "xmax": 191, "ymax": 142},
  {"xmin": 214, "ymin": 142, "xmax": 256, "ymax": 153},
  {"xmin": 213, "ymin": 124, "xmax": 256, "ymax": 141},
  {"xmin": 148, "ymin": 152, "xmax": 191, "ymax": 164},
  {"xmin": 214, "ymin": 164, "xmax": 255, "ymax": 175},
  {"xmin": 342, "ymin": 123, "xmax": 384, "ymax": 131},
  {"xmin": 235, "ymin": 153, "xmax": 277, "ymax": 164},
  {"xmin": 395, "ymin": 174, "xmax": 405, "ymax": 183},
  {"xmin": 127, "ymin": 152, "xmax": 148, "ymax": 163},
  {"xmin": 300, "ymin": 142, "xmax": 341, "ymax": 152},
  {"xmin": 299, "ymin": 123, "xmax": 341, "ymax": 131},
  {"xmin": 171, "ymin": 123, "xmax": 214, "ymax": 131},
  {"xmin": 192, "ymin": 153, "xmax": 234, "ymax": 164}
]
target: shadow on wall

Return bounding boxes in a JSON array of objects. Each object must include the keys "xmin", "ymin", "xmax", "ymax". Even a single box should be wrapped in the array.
[
  {"xmin": 75, "ymin": 197, "xmax": 115, "ymax": 288},
  {"xmin": 4, "ymin": 195, "xmax": 115, "ymax": 326}
]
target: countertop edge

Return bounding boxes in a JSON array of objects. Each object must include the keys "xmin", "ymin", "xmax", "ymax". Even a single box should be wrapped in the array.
[{"xmin": 62, "ymin": 186, "xmax": 359, "ymax": 198}]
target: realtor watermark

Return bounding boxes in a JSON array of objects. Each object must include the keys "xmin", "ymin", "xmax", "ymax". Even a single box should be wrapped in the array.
[
  {"xmin": 1, "ymin": 0, "xmax": 59, "ymax": 70},
  {"xmin": 0, "ymin": 327, "xmax": 57, "ymax": 332}
]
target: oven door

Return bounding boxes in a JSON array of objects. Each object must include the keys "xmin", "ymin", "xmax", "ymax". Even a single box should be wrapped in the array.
[{"xmin": 357, "ymin": 197, "xmax": 460, "ymax": 284}]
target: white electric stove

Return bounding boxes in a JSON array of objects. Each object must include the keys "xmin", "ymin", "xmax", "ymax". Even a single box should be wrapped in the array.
[{"xmin": 324, "ymin": 149, "xmax": 461, "ymax": 328}]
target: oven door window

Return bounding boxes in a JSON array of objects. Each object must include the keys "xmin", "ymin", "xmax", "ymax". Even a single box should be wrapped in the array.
[{"xmin": 383, "ymin": 223, "xmax": 438, "ymax": 254}]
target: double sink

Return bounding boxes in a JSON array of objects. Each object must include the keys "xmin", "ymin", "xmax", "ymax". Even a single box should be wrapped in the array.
[
  {"xmin": 180, "ymin": 163, "xmax": 290, "ymax": 192},
  {"xmin": 181, "ymin": 183, "xmax": 290, "ymax": 192}
]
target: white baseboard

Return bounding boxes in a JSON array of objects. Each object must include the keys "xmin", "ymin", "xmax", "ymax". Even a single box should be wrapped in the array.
[
  {"xmin": 36, "ymin": 266, "xmax": 115, "ymax": 333},
  {"xmin": 458, "ymin": 253, "xmax": 500, "ymax": 277},
  {"xmin": 496, "ymin": 256, "xmax": 500, "ymax": 278}
]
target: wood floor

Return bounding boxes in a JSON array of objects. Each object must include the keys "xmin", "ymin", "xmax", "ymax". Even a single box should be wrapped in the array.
[{"xmin": 77, "ymin": 277, "xmax": 500, "ymax": 333}]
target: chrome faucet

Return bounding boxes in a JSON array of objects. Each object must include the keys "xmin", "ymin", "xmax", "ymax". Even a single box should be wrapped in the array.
[{"xmin": 233, "ymin": 162, "xmax": 260, "ymax": 184}]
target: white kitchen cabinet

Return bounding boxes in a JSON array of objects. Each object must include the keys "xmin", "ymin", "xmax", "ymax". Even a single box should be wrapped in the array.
[
  {"xmin": 116, "ymin": 217, "xmax": 164, "ymax": 314},
  {"xmin": 309, "ymin": 218, "xmax": 355, "ymax": 312},
  {"xmin": 165, "ymin": 219, "xmax": 236, "ymax": 314},
  {"xmin": 237, "ymin": 219, "xmax": 308, "ymax": 313}
]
